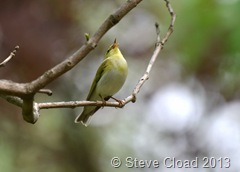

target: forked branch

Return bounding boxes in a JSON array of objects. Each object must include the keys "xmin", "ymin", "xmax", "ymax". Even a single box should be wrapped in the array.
[
  {"xmin": 0, "ymin": 0, "xmax": 176, "ymax": 124},
  {"xmin": 0, "ymin": 0, "xmax": 143, "ymax": 123},
  {"xmin": 37, "ymin": 0, "xmax": 176, "ymax": 112}
]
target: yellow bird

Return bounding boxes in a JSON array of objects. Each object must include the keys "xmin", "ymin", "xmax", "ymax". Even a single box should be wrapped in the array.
[{"xmin": 75, "ymin": 39, "xmax": 128, "ymax": 126}]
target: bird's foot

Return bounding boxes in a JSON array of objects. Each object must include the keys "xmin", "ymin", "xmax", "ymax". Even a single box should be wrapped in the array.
[
  {"xmin": 99, "ymin": 94, "xmax": 106, "ymax": 109},
  {"xmin": 110, "ymin": 96, "xmax": 124, "ymax": 108}
]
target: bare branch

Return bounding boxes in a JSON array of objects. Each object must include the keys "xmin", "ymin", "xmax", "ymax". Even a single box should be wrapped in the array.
[
  {"xmin": 0, "ymin": 46, "xmax": 19, "ymax": 67},
  {"xmin": 0, "ymin": 0, "xmax": 176, "ymax": 124},
  {"xmin": 0, "ymin": 94, "xmax": 23, "ymax": 107},
  {"xmin": 38, "ymin": 100, "xmax": 122, "ymax": 109},
  {"xmin": 22, "ymin": 95, "xmax": 36, "ymax": 123},
  {"xmin": 27, "ymin": 0, "xmax": 143, "ymax": 94},
  {"xmin": 161, "ymin": 0, "xmax": 176, "ymax": 45},
  {"xmin": 0, "ymin": 80, "xmax": 27, "ymax": 96},
  {"xmin": 0, "ymin": 0, "xmax": 142, "ymax": 123},
  {"xmin": 31, "ymin": 0, "xmax": 176, "ymax": 113},
  {"xmin": 0, "ymin": 0, "xmax": 142, "ymax": 96},
  {"xmin": 38, "ymin": 89, "xmax": 53, "ymax": 96},
  {"xmin": 122, "ymin": 0, "xmax": 176, "ymax": 105}
]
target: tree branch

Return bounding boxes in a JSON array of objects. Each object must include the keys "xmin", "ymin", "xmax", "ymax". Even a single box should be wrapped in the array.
[
  {"xmin": 33, "ymin": 0, "xmax": 176, "ymax": 113},
  {"xmin": 0, "ymin": 0, "xmax": 142, "ymax": 96},
  {"xmin": 0, "ymin": 46, "xmax": 19, "ymax": 67},
  {"xmin": 0, "ymin": 0, "xmax": 176, "ymax": 124},
  {"xmin": 0, "ymin": 0, "xmax": 142, "ymax": 123}
]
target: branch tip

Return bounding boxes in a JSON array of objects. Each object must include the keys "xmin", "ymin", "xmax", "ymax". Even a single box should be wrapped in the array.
[
  {"xmin": 0, "ymin": 45, "xmax": 20, "ymax": 67},
  {"xmin": 38, "ymin": 89, "xmax": 53, "ymax": 96}
]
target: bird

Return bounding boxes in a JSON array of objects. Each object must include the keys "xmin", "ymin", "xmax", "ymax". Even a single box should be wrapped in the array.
[{"xmin": 75, "ymin": 39, "xmax": 128, "ymax": 126}]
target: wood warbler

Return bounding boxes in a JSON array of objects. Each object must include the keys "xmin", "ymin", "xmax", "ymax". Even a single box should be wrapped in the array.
[{"xmin": 75, "ymin": 39, "xmax": 128, "ymax": 126}]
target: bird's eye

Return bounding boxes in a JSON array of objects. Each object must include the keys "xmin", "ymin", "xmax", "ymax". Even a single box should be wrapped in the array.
[{"xmin": 107, "ymin": 46, "xmax": 113, "ymax": 54}]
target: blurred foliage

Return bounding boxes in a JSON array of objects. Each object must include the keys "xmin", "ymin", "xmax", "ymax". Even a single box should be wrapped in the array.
[{"xmin": 0, "ymin": 0, "xmax": 240, "ymax": 172}]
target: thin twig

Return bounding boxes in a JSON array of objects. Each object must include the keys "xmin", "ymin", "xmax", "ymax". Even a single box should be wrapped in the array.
[
  {"xmin": 161, "ymin": 0, "xmax": 176, "ymax": 45},
  {"xmin": 0, "ymin": 46, "xmax": 19, "ymax": 67},
  {"xmin": 38, "ymin": 89, "xmax": 53, "ymax": 96},
  {"xmin": 38, "ymin": 100, "xmax": 122, "ymax": 109},
  {"xmin": 127, "ymin": 0, "xmax": 176, "ymax": 103}
]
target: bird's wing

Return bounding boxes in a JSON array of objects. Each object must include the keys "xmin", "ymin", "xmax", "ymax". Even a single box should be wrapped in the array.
[{"xmin": 86, "ymin": 59, "xmax": 109, "ymax": 100}]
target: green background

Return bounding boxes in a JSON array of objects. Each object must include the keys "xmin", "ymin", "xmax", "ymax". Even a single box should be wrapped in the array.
[{"xmin": 0, "ymin": 0, "xmax": 239, "ymax": 171}]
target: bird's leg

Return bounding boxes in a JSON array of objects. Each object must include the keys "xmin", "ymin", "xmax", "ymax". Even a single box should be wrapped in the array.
[
  {"xmin": 110, "ymin": 96, "xmax": 124, "ymax": 108},
  {"xmin": 99, "ymin": 94, "xmax": 106, "ymax": 109}
]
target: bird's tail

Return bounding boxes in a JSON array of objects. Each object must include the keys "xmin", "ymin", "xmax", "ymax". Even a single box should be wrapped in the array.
[{"xmin": 74, "ymin": 106, "xmax": 100, "ymax": 126}]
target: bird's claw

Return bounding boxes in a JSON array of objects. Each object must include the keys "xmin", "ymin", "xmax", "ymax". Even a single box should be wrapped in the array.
[
  {"xmin": 110, "ymin": 96, "xmax": 124, "ymax": 108},
  {"xmin": 99, "ymin": 94, "xmax": 107, "ymax": 109}
]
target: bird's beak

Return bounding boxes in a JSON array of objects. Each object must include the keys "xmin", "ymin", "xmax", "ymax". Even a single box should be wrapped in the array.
[{"xmin": 113, "ymin": 38, "xmax": 118, "ymax": 48}]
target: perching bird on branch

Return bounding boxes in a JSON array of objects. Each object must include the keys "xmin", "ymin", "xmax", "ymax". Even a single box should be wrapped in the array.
[{"xmin": 75, "ymin": 39, "xmax": 128, "ymax": 126}]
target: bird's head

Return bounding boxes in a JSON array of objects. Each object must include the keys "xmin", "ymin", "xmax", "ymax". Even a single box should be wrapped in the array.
[{"xmin": 105, "ymin": 38, "xmax": 120, "ymax": 58}]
